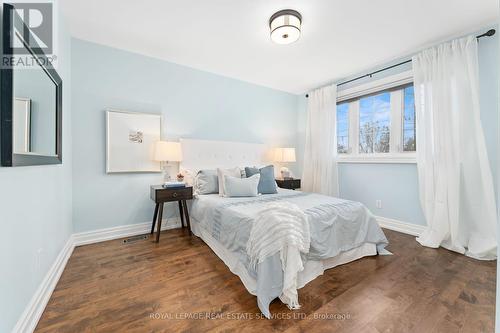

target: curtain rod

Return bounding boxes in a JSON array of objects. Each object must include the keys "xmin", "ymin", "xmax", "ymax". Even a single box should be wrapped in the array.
[{"xmin": 305, "ymin": 29, "xmax": 496, "ymax": 98}]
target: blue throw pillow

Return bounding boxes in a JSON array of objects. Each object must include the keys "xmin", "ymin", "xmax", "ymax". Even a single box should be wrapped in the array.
[{"xmin": 245, "ymin": 165, "xmax": 277, "ymax": 194}]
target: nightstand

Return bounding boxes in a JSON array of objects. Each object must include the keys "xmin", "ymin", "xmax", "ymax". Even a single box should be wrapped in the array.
[
  {"xmin": 150, "ymin": 185, "xmax": 193, "ymax": 242},
  {"xmin": 276, "ymin": 178, "xmax": 301, "ymax": 190}
]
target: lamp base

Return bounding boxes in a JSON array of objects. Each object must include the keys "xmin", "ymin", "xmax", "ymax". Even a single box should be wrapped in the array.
[{"xmin": 161, "ymin": 162, "xmax": 173, "ymax": 182}]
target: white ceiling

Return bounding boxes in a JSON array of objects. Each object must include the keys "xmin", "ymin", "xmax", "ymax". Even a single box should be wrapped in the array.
[{"xmin": 61, "ymin": 0, "xmax": 499, "ymax": 94}]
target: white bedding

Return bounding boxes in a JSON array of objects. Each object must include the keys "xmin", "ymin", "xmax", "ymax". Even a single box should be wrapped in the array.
[
  {"xmin": 191, "ymin": 216, "xmax": 377, "ymax": 294},
  {"xmin": 189, "ymin": 189, "xmax": 388, "ymax": 317}
]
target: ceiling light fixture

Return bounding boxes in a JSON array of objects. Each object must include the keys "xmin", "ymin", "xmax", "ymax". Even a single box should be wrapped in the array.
[{"xmin": 269, "ymin": 9, "xmax": 302, "ymax": 45}]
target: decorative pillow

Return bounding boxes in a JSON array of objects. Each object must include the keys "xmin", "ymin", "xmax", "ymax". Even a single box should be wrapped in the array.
[
  {"xmin": 217, "ymin": 167, "xmax": 242, "ymax": 196},
  {"xmin": 194, "ymin": 169, "xmax": 218, "ymax": 195},
  {"xmin": 245, "ymin": 165, "xmax": 277, "ymax": 194},
  {"xmin": 224, "ymin": 174, "xmax": 260, "ymax": 197}
]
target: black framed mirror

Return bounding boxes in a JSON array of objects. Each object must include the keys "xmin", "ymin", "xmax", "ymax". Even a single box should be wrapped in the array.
[{"xmin": 1, "ymin": 3, "xmax": 62, "ymax": 167}]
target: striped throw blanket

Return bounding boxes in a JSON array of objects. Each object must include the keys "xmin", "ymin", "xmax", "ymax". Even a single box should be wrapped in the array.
[{"xmin": 246, "ymin": 201, "xmax": 310, "ymax": 309}]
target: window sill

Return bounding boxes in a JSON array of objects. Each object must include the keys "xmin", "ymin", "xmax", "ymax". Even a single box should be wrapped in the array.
[{"xmin": 337, "ymin": 154, "xmax": 417, "ymax": 164}]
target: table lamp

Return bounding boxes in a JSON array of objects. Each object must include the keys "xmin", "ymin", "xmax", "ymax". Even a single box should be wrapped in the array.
[
  {"xmin": 154, "ymin": 141, "xmax": 182, "ymax": 182},
  {"xmin": 273, "ymin": 147, "xmax": 296, "ymax": 179}
]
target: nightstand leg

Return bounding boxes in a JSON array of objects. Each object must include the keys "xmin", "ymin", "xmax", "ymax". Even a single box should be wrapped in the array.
[
  {"xmin": 178, "ymin": 201, "xmax": 185, "ymax": 228},
  {"xmin": 182, "ymin": 200, "xmax": 192, "ymax": 236},
  {"xmin": 151, "ymin": 203, "xmax": 159, "ymax": 234},
  {"xmin": 156, "ymin": 203, "xmax": 164, "ymax": 243}
]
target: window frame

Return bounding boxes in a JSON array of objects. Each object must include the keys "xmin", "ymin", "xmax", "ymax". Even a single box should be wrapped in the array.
[
  {"xmin": 402, "ymin": 85, "xmax": 417, "ymax": 152},
  {"xmin": 336, "ymin": 102, "xmax": 350, "ymax": 154},
  {"xmin": 336, "ymin": 70, "xmax": 416, "ymax": 164}
]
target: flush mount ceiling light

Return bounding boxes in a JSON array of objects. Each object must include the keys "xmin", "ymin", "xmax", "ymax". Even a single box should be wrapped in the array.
[{"xmin": 269, "ymin": 9, "xmax": 302, "ymax": 45}]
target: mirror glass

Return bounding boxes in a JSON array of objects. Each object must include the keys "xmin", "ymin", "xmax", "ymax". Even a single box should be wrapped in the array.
[{"xmin": 12, "ymin": 61, "xmax": 56, "ymax": 156}]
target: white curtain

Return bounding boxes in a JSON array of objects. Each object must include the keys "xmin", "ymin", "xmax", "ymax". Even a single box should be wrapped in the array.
[
  {"xmin": 301, "ymin": 84, "xmax": 339, "ymax": 196},
  {"xmin": 413, "ymin": 36, "xmax": 497, "ymax": 260}
]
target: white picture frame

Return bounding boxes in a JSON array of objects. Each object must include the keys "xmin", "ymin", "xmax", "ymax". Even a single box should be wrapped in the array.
[{"xmin": 106, "ymin": 109, "xmax": 162, "ymax": 173}]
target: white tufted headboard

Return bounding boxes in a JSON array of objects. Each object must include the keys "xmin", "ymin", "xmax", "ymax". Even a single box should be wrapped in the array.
[{"xmin": 179, "ymin": 138, "xmax": 270, "ymax": 171}]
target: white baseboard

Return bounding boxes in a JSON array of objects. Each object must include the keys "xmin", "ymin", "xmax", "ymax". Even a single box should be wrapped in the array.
[
  {"xmin": 12, "ymin": 236, "xmax": 74, "ymax": 333},
  {"xmin": 376, "ymin": 216, "xmax": 425, "ymax": 237},
  {"xmin": 73, "ymin": 218, "xmax": 182, "ymax": 246},
  {"xmin": 13, "ymin": 218, "xmax": 183, "ymax": 333}
]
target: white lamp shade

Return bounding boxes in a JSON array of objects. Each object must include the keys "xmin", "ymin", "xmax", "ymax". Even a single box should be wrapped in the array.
[
  {"xmin": 273, "ymin": 148, "xmax": 284, "ymax": 162},
  {"xmin": 154, "ymin": 141, "xmax": 182, "ymax": 162},
  {"xmin": 282, "ymin": 148, "xmax": 296, "ymax": 162},
  {"xmin": 274, "ymin": 147, "xmax": 296, "ymax": 162}
]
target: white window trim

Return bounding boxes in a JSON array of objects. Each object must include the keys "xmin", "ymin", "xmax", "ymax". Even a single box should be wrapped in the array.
[
  {"xmin": 347, "ymin": 100, "xmax": 359, "ymax": 154},
  {"xmin": 337, "ymin": 70, "xmax": 413, "ymax": 102},
  {"xmin": 389, "ymin": 89, "xmax": 403, "ymax": 154},
  {"xmin": 338, "ymin": 153, "xmax": 416, "ymax": 164},
  {"xmin": 336, "ymin": 70, "xmax": 416, "ymax": 164}
]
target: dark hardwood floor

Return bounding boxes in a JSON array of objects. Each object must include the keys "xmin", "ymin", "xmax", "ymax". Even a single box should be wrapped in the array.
[{"xmin": 35, "ymin": 229, "xmax": 496, "ymax": 333}]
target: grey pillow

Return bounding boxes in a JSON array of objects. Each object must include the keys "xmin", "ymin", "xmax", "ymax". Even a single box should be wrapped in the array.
[
  {"xmin": 224, "ymin": 174, "xmax": 260, "ymax": 197},
  {"xmin": 245, "ymin": 165, "xmax": 277, "ymax": 194},
  {"xmin": 194, "ymin": 169, "xmax": 218, "ymax": 194}
]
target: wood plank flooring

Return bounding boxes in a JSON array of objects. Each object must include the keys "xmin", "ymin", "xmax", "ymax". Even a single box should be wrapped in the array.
[{"xmin": 35, "ymin": 229, "xmax": 496, "ymax": 333}]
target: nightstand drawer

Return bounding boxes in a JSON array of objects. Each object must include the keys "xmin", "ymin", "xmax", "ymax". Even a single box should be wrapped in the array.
[
  {"xmin": 150, "ymin": 186, "xmax": 193, "ymax": 203},
  {"xmin": 276, "ymin": 179, "xmax": 301, "ymax": 190},
  {"xmin": 157, "ymin": 189, "xmax": 192, "ymax": 201}
]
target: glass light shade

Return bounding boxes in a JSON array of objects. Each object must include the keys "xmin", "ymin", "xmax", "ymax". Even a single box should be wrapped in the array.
[
  {"xmin": 154, "ymin": 141, "xmax": 182, "ymax": 162},
  {"xmin": 269, "ymin": 10, "xmax": 301, "ymax": 45}
]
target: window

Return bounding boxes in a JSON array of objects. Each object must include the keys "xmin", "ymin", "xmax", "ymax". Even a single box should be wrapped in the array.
[
  {"xmin": 336, "ymin": 103, "xmax": 349, "ymax": 153},
  {"xmin": 335, "ymin": 71, "xmax": 416, "ymax": 163},
  {"xmin": 359, "ymin": 92, "xmax": 391, "ymax": 153},
  {"xmin": 402, "ymin": 86, "xmax": 416, "ymax": 152}
]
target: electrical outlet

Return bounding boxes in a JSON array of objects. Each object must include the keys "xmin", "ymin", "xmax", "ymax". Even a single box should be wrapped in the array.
[{"xmin": 376, "ymin": 200, "xmax": 382, "ymax": 209}]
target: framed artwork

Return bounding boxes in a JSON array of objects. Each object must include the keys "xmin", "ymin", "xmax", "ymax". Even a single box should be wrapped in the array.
[{"xmin": 106, "ymin": 109, "xmax": 162, "ymax": 173}]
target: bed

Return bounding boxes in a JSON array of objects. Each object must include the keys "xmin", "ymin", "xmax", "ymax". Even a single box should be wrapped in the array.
[{"xmin": 180, "ymin": 139, "xmax": 389, "ymax": 318}]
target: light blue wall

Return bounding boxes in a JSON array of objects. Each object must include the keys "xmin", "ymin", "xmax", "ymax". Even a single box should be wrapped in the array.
[
  {"xmin": 297, "ymin": 26, "xmax": 499, "ymax": 226},
  {"xmin": 0, "ymin": 3, "xmax": 73, "ymax": 332},
  {"xmin": 339, "ymin": 163, "xmax": 425, "ymax": 224},
  {"xmin": 71, "ymin": 39, "xmax": 299, "ymax": 233}
]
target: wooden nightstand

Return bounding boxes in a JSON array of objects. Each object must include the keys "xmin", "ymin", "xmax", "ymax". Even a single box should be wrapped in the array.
[
  {"xmin": 276, "ymin": 178, "xmax": 301, "ymax": 190},
  {"xmin": 150, "ymin": 185, "xmax": 193, "ymax": 242}
]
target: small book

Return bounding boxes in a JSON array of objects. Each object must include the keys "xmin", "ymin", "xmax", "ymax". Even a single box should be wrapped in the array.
[{"xmin": 162, "ymin": 181, "xmax": 186, "ymax": 189}]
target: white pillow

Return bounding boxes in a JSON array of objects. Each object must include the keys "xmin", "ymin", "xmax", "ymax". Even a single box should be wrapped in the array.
[
  {"xmin": 224, "ymin": 174, "xmax": 260, "ymax": 197},
  {"xmin": 194, "ymin": 169, "xmax": 218, "ymax": 195},
  {"xmin": 217, "ymin": 167, "xmax": 241, "ymax": 196}
]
